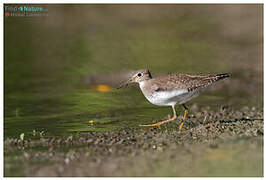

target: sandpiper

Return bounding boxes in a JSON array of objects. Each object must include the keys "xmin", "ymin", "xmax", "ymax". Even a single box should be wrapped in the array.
[{"xmin": 117, "ymin": 69, "xmax": 230, "ymax": 130}]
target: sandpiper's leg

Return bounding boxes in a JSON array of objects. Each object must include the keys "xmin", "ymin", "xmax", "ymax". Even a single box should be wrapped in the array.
[
  {"xmin": 139, "ymin": 105, "xmax": 177, "ymax": 127},
  {"xmin": 179, "ymin": 104, "xmax": 189, "ymax": 130}
]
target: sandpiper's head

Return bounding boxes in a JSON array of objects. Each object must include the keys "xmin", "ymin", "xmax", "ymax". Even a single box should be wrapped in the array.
[
  {"xmin": 131, "ymin": 69, "xmax": 152, "ymax": 83},
  {"xmin": 117, "ymin": 69, "xmax": 152, "ymax": 89}
]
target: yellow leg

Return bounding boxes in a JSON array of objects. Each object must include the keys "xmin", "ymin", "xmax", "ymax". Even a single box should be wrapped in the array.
[
  {"xmin": 179, "ymin": 107, "xmax": 189, "ymax": 130},
  {"xmin": 139, "ymin": 105, "xmax": 177, "ymax": 127}
]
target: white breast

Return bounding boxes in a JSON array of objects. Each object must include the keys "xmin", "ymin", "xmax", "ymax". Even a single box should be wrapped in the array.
[{"xmin": 139, "ymin": 81, "xmax": 189, "ymax": 106}]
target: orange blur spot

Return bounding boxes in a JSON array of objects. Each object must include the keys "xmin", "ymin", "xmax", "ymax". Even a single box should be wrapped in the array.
[
  {"xmin": 89, "ymin": 120, "xmax": 95, "ymax": 125},
  {"xmin": 90, "ymin": 84, "xmax": 111, "ymax": 92}
]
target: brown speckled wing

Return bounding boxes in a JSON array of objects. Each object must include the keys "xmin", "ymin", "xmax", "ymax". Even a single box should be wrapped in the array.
[{"xmin": 149, "ymin": 73, "xmax": 230, "ymax": 92}]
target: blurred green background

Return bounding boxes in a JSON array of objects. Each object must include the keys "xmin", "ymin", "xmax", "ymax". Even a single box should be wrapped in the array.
[{"xmin": 4, "ymin": 4, "xmax": 263, "ymax": 138}]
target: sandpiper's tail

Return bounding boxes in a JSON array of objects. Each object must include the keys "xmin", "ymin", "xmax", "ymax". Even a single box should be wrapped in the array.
[{"xmin": 215, "ymin": 73, "xmax": 231, "ymax": 80}]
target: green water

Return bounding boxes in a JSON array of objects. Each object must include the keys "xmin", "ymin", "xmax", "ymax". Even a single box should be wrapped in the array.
[{"xmin": 4, "ymin": 5, "xmax": 262, "ymax": 139}]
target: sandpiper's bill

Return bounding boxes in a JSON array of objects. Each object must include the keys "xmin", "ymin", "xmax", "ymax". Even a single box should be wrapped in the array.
[{"xmin": 117, "ymin": 69, "xmax": 230, "ymax": 130}]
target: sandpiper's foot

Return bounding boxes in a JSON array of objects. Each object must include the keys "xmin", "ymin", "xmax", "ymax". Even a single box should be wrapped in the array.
[
  {"xmin": 179, "ymin": 109, "xmax": 188, "ymax": 130},
  {"xmin": 139, "ymin": 114, "xmax": 177, "ymax": 127}
]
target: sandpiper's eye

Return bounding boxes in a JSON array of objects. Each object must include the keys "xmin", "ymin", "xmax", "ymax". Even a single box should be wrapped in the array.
[{"xmin": 137, "ymin": 73, "xmax": 142, "ymax": 77}]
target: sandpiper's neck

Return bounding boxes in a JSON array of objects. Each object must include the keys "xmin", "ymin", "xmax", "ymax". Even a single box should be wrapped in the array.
[
  {"xmin": 139, "ymin": 81, "xmax": 146, "ymax": 87},
  {"xmin": 138, "ymin": 79, "xmax": 152, "ymax": 89}
]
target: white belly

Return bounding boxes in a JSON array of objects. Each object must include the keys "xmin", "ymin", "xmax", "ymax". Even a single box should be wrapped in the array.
[{"xmin": 139, "ymin": 82, "xmax": 191, "ymax": 106}]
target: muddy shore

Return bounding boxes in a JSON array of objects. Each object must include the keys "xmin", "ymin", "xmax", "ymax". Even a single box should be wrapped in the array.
[{"xmin": 4, "ymin": 105, "xmax": 263, "ymax": 177}]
